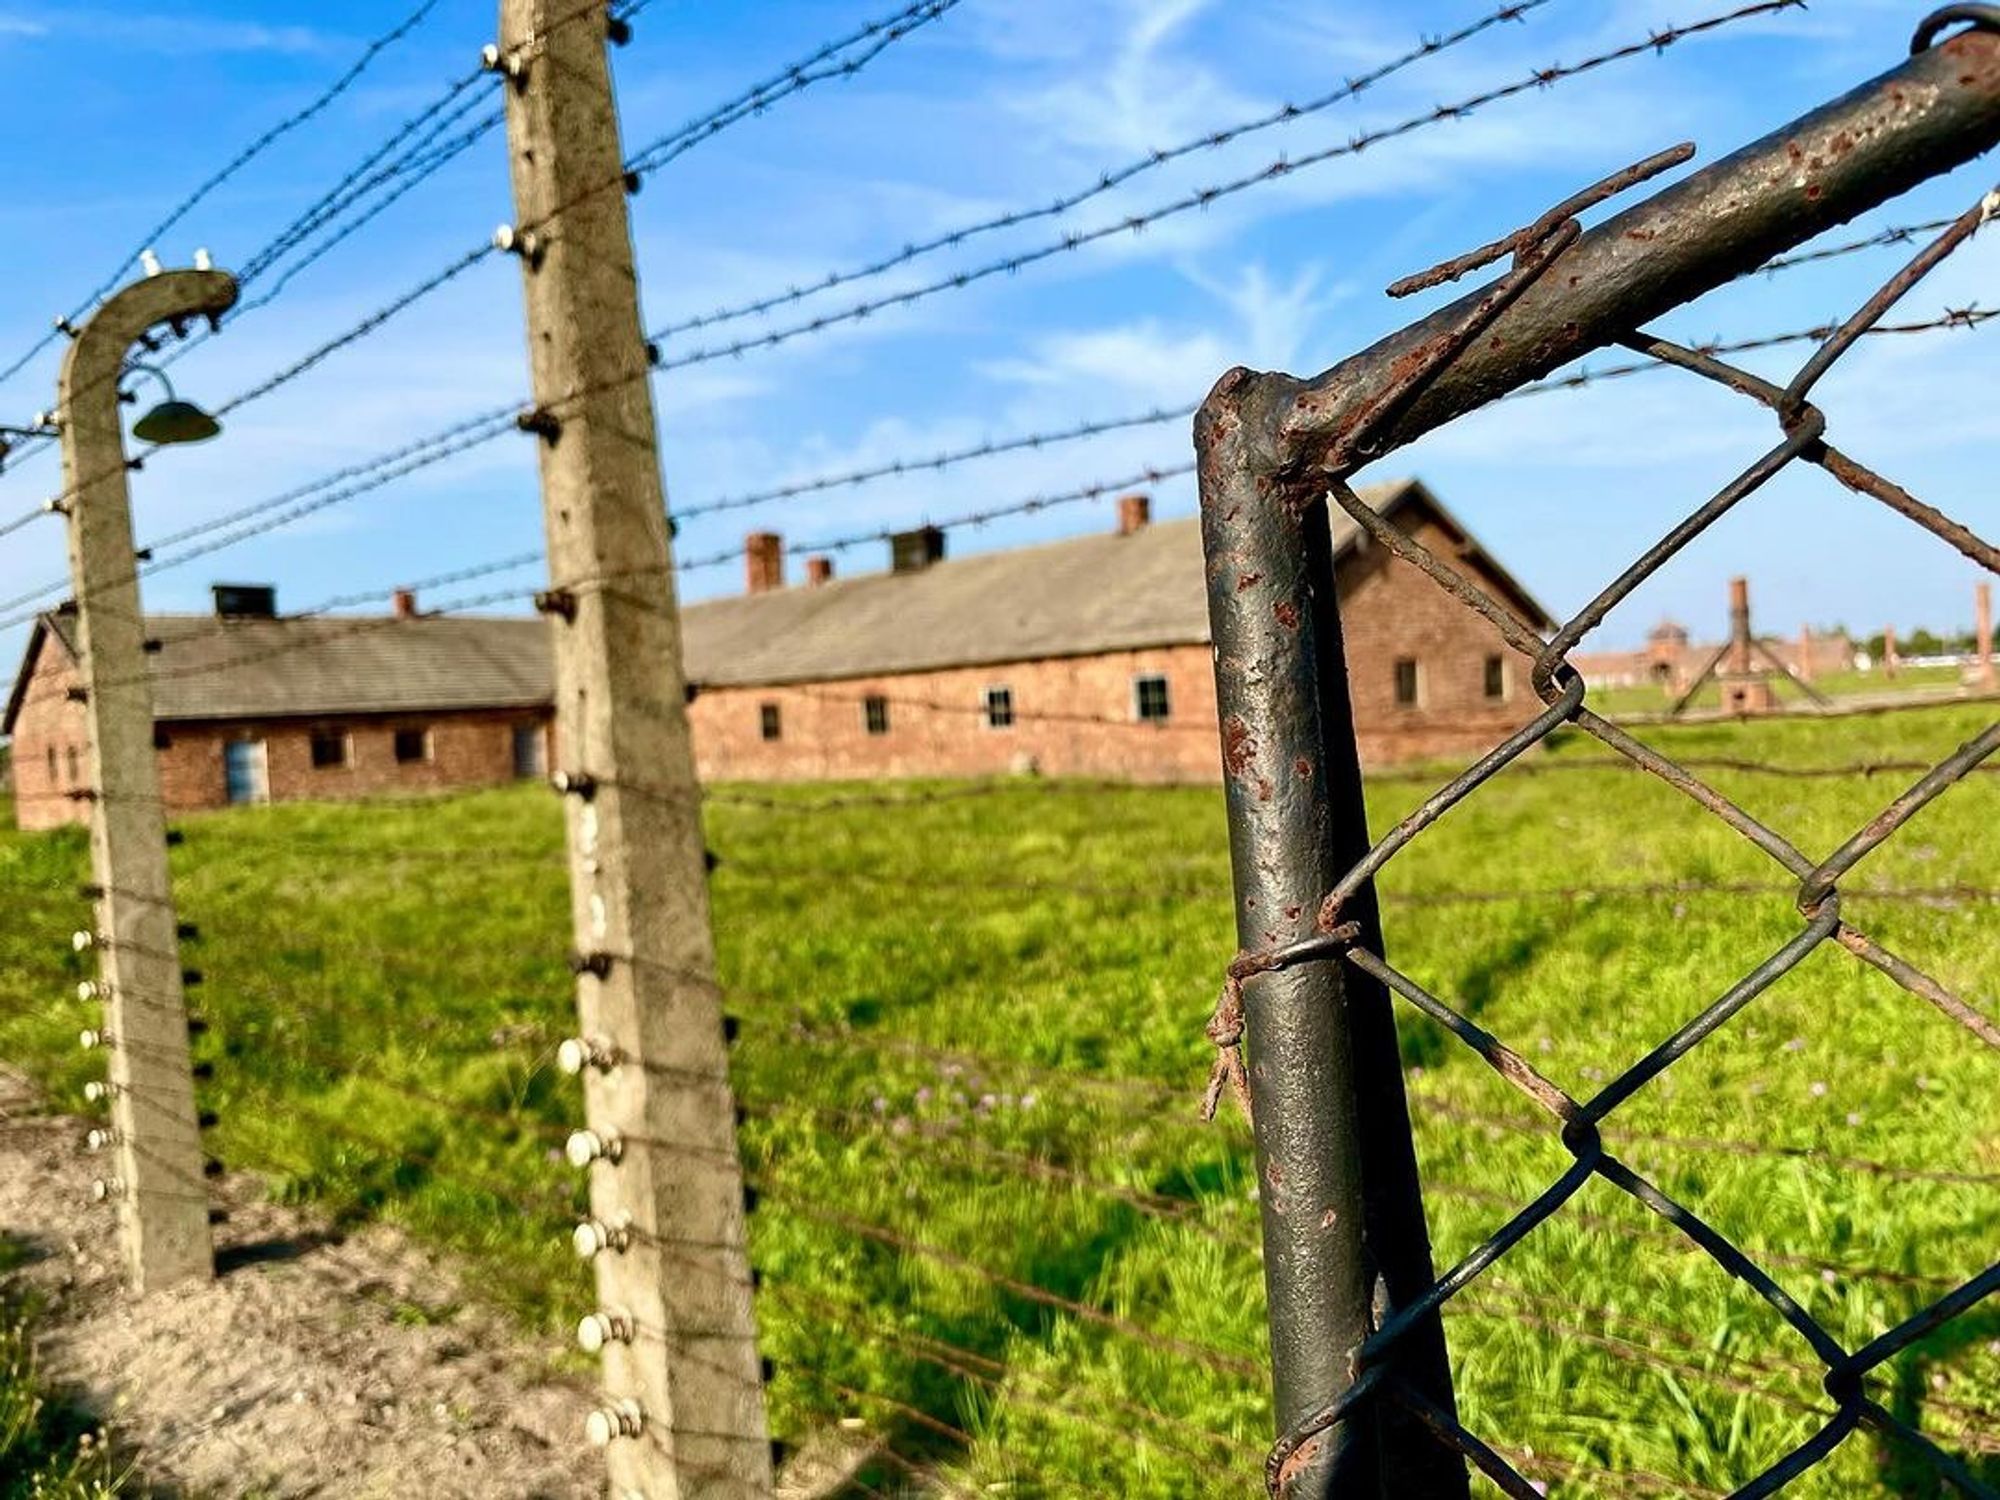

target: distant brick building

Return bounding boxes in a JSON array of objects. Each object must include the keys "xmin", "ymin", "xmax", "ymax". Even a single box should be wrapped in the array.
[
  {"xmin": 5, "ymin": 590, "xmax": 553, "ymax": 832},
  {"xmin": 5, "ymin": 479, "xmax": 1552, "ymax": 829},
  {"xmin": 1570, "ymin": 617, "xmax": 1853, "ymax": 694}
]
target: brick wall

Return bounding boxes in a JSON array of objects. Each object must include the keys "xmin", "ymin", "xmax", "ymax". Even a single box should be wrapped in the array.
[
  {"xmin": 9, "ymin": 638, "xmax": 92, "ymax": 832},
  {"xmin": 154, "ymin": 710, "xmax": 553, "ymax": 814},
  {"xmin": 10, "ymin": 631, "xmax": 553, "ymax": 831},
  {"xmin": 687, "ymin": 519, "xmax": 1530, "ymax": 783}
]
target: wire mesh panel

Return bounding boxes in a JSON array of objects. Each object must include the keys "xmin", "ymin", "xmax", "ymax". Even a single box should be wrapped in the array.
[{"xmin": 1194, "ymin": 9, "xmax": 2000, "ymax": 1497}]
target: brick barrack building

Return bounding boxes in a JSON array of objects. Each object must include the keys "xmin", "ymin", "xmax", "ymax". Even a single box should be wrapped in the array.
[{"xmin": 5, "ymin": 479, "xmax": 1553, "ymax": 830}]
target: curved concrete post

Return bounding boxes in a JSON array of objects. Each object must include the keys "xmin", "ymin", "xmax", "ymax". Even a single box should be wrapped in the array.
[{"xmin": 59, "ymin": 267, "xmax": 237, "ymax": 1293}]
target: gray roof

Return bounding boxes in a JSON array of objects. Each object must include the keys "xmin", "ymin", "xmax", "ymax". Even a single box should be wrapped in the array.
[
  {"xmin": 684, "ymin": 505, "xmax": 1262, "ymax": 686},
  {"xmin": 5, "ymin": 478, "xmax": 1553, "ymax": 728},
  {"xmin": 18, "ymin": 612, "xmax": 549, "ymax": 727}
]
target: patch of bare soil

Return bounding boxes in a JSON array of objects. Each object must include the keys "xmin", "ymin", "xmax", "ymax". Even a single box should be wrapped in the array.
[{"xmin": 0, "ymin": 1068, "xmax": 598, "ymax": 1500}]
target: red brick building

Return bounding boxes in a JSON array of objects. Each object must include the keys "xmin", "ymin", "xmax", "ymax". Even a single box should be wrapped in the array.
[
  {"xmin": 6, "ymin": 479, "xmax": 1552, "ymax": 829},
  {"xmin": 1570, "ymin": 618, "xmax": 1854, "ymax": 694},
  {"xmin": 5, "ymin": 592, "xmax": 553, "ymax": 832}
]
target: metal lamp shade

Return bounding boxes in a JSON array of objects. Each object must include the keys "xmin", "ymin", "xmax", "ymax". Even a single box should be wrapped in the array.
[{"xmin": 132, "ymin": 399, "xmax": 221, "ymax": 445}]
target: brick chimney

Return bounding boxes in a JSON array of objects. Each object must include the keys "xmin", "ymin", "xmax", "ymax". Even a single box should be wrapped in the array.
[
  {"xmin": 805, "ymin": 556, "xmax": 834, "ymax": 587},
  {"xmin": 392, "ymin": 588, "xmax": 418, "ymax": 619},
  {"xmin": 890, "ymin": 526, "xmax": 945, "ymax": 574},
  {"xmin": 745, "ymin": 531, "xmax": 783, "ymax": 594},
  {"xmin": 212, "ymin": 583, "xmax": 277, "ymax": 619},
  {"xmin": 1116, "ymin": 493, "xmax": 1151, "ymax": 535}
]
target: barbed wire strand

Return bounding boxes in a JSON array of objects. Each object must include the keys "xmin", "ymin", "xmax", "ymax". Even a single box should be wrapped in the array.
[
  {"xmin": 0, "ymin": 0, "xmax": 447, "ymax": 395},
  {"xmin": 648, "ymin": 0, "xmax": 1553, "ymax": 342},
  {"xmin": 641, "ymin": 2, "xmax": 1806, "ymax": 371}
]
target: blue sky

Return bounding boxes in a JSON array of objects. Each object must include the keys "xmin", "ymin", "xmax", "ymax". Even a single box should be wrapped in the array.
[{"xmin": 0, "ymin": 0, "xmax": 1991, "ymax": 684}]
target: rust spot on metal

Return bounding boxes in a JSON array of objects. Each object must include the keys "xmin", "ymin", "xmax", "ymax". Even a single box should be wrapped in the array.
[
  {"xmin": 1257, "ymin": 776, "xmax": 1275, "ymax": 803},
  {"xmin": 1274, "ymin": 600, "xmax": 1299, "ymax": 629},
  {"xmin": 1805, "ymin": 182, "xmax": 1822, "ymax": 202},
  {"xmin": 1275, "ymin": 1434, "xmax": 1325, "ymax": 1494},
  {"xmin": 1624, "ymin": 226, "xmax": 1656, "ymax": 242},
  {"xmin": 1283, "ymin": 904, "xmax": 1302, "ymax": 921},
  {"xmin": 1237, "ymin": 571, "xmax": 1264, "ymax": 592},
  {"xmin": 1222, "ymin": 715, "xmax": 1257, "ymax": 779},
  {"xmin": 1294, "ymin": 756, "xmax": 1313, "ymax": 780},
  {"xmin": 1320, "ymin": 1208, "xmax": 1338, "ymax": 1229}
]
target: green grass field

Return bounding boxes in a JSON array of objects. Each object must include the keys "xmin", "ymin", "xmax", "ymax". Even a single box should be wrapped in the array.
[{"xmin": 1, "ymin": 702, "xmax": 1995, "ymax": 1496}]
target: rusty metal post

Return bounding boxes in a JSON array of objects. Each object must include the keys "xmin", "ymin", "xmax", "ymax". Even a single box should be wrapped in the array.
[
  {"xmin": 1196, "ymin": 383, "xmax": 1467, "ymax": 1500},
  {"xmin": 1265, "ymin": 26, "xmax": 2000, "ymax": 472},
  {"xmin": 496, "ymin": 3, "xmax": 772, "ymax": 1496},
  {"xmin": 58, "ymin": 266, "xmax": 237, "ymax": 1292}
]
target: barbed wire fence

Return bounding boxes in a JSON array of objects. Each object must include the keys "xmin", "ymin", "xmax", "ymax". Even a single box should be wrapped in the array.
[{"xmin": 0, "ymin": 0, "xmax": 1993, "ymax": 1496}]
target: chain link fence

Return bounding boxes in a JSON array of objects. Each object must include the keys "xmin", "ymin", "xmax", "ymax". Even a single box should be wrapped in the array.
[{"xmin": 1195, "ymin": 8, "xmax": 2000, "ymax": 1496}]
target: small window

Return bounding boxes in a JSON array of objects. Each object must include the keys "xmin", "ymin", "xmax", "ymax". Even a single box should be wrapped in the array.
[
  {"xmin": 1134, "ymin": 674, "xmax": 1171, "ymax": 723},
  {"xmin": 1394, "ymin": 658, "xmax": 1421, "ymax": 708},
  {"xmin": 65, "ymin": 746, "xmax": 80, "ymax": 783},
  {"xmin": 394, "ymin": 727, "xmax": 431, "ymax": 764},
  {"xmin": 512, "ymin": 722, "xmax": 547, "ymax": 779},
  {"xmin": 46, "ymin": 746, "xmax": 57, "ymax": 783},
  {"xmin": 759, "ymin": 703, "xmax": 781, "ymax": 742},
  {"xmin": 984, "ymin": 685, "xmax": 1014, "ymax": 729},
  {"xmin": 1483, "ymin": 655, "xmax": 1507, "ymax": 701},
  {"xmin": 863, "ymin": 696, "xmax": 890, "ymax": 736},
  {"xmin": 310, "ymin": 729, "xmax": 349, "ymax": 769}
]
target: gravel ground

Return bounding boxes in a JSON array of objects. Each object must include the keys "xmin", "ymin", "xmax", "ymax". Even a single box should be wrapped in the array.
[{"xmin": 0, "ymin": 1067, "xmax": 599, "ymax": 1500}]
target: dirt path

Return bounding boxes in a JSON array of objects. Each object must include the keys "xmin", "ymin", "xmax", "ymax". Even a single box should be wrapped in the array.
[{"xmin": 0, "ymin": 1067, "xmax": 598, "ymax": 1499}]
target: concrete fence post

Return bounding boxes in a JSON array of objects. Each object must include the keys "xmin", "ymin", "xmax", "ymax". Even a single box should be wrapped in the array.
[
  {"xmin": 1975, "ymin": 582, "xmax": 1994, "ymax": 689},
  {"xmin": 58, "ymin": 266, "xmax": 238, "ymax": 1293},
  {"xmin": 495, "ymin": 3, "xmax": 773, "ymax": 1495}
]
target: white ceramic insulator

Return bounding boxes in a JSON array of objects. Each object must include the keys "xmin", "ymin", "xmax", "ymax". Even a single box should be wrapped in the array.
[
  {"xmin": 72, "ymin": 930, "xmax": 97, "ymax": 952},
  {"xmin": 83, "ymin": 1080, "xmax": 111, "ymax": 1103},
  {"xmin": 193, "ymin": 248, "xmax": 212, "ymax": 271},
  {"xmin": 565, "ymin": 1128, "xmax": 622, "ymax": 1168},
  {"xmin": 79, "ymin": 1028, "xmax": 103, "ymax": 1050},
  {"xmin": 91, "ymin": 1178, "xmax": 123, "ymax": 1202},
  {"xmin": 77, "ymin": 981, "xmax": 99, "ymax": 1002},
  {"xmin": 571, "ymin": 1216, "xmax": 630, "ymax": 1260},
  {"xmin": 85, "ymin": 1128, "xmax": 116, "ymax": 1152},
  {"xmin": 557, "ymin": 1036, "xmax": 617, "ymax": 1075},
  {"xmin": 577, "ymin": 1310, "xmax": 634, "ymax": 1353},
  {"xmin": 584, "ymin": 1400, "xmax": 645, "ymax": 1448}
]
